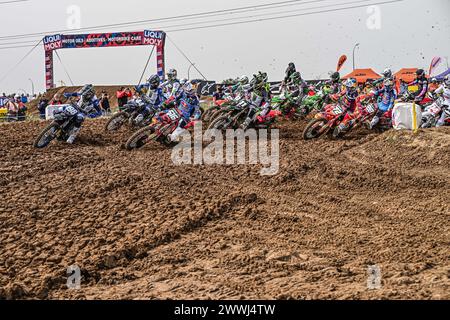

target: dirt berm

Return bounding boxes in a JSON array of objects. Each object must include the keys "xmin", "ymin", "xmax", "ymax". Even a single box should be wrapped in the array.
[{"xmin": 0, "ymin": 119, "xmax": 448, "ymax": 300}]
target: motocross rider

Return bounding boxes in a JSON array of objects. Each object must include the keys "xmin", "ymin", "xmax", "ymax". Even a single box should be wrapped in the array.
[
  {"xmin": 168, "ymin": 81, "xmax": 202, "ymax": 142},
  {"xmin": 433, "ymin": 75, "xmax": 450, "ymax": 127},
  {"xmin": 284, "ymin": 63, "xmax": 297, "ymax": 84},
  {"xmin": 408, "ymin": 69, "xmax": 429, "ymax": 103},
  {"xmin": 134, "ymin": 74, "xmax": 164, "ymax": 124},
  {"xmin": 368, "ymin": 79, "xmax": 397, "ymax": 129},
  {"xmin": 285, "ymin": 71, "xmax": 308, "ymax": 106},
  {"xmin": 373, "ymin": 68, "xmax": 394, "ymax": 87},
  {"xmin": 230, "ymin": 76, "xmax": 251, "ymax": 97},
  {"xmin": 161, "ymin": 69, "xmax": 183, "ymax": 107},
  {"xmin": 59, "ymin": 84, "xmax": 101, "ymax": 144},
  {"xmin": 332, "ymin": 78, "xmax": 361, "ymax": 133},
  {"xmin": 241, "ymin": 72, "xmax": 272, "ymax": 129},
  {"xmin": 327, "ymin": 72, "xmax": 342, "ymax": 94}
]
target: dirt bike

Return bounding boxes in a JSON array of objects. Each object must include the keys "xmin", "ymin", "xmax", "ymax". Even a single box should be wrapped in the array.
[
  {"xmin": 34, "ymin": 104, "xmax": 80, "ymax": 149},
  {"xmin": 203, "ymin": 93, "xmax": 243, "ymax": 124},
  {"xmin": 332, "ymin": 98, "xmax": 377, "ymax": 139},
  {"xmin": 207, "ymin": 99, "xmax": 250, "ymax": 130},
  {"xmin": 240, "ymin": 108, "xmax": 282, "ymax": 131},
  {"xmin": 105, "ymin": 96, "xmax": 156, "ymax": 132},
  {"xmin": 303, "ymin": 102, "xmax": 346, "ymax": 140},
  {"xmin": 301, "ymin": 85, "xmax": 333, "ymax": 116},
  {"xmin": 272, "ymin": 92, "xmax": 305, "ymax": 120},
  {"xmin": 421, "ymin": 97, "xmax": 450, "ymax": 128},
  {"xmin": 125, "ymin": 107, "xmax": 185, "ymax": 150}
]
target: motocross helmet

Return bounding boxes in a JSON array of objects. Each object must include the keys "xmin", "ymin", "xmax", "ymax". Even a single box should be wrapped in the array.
[
  {"xmin": 239, "ymin": 75, "xmax": 249, "ymax": 85},
  {"xmin": 180, "ymin": 78, "xmax": 188, "ymax": 86},
  {"xmin": 382, "ymin": 68, "xmax": 393, "ymax": 79},
  {"xmin": 167, "ymin": 69, "xmax": 178, "ymax": 81},
  {"xmin": 331, "ymin": 72, "xmax": 341, "ymax": 82},
  {"xmin": 148, "ymin": 74, "xmax": 161, "ymax": 89},
  {"xmin": 344, "ymin": 78, "xmax": 358, "ymax": 93},
  {"xmin": 444, "ymin": 75, "xmax": 450, "ymax": 87},
  {"xmin": 259, "ymin": 71, "xmax": 268, "ymax": 82},
  {"xmin": 286, "ymin": 63, "xmax": 296, "ymax": 73},
  {"xmin": 79, "ymin": 84, "xmax": 95, "ymax": 101},
  {"xmin": 183, "ymin": 81, "xmax": 196, "ymax": 96},
  {"xmin": 416, "ymin": 69, "xmax": 425, "ymax": 79},
  {"xmin": 251, "ymin": 73, "xmax": 266, "ymax": 90}
]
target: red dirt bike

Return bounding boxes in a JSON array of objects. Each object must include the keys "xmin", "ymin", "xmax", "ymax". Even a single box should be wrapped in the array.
[
  {"xmin": 303, "ymin": 102, "xmax": 346, "ymax": 140},
  {"xmin": 332, "ymin": 95, "xmax": 378, "ymax": 139},
  {"xmin": 125, "ymin": 107, "xmax": 191, "ymax": 150}
]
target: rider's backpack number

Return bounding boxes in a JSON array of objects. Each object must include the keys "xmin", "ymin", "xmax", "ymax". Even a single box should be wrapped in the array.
[{"xmin": 167, "ymin": 109, "xmax": 180, "ymax": 121}]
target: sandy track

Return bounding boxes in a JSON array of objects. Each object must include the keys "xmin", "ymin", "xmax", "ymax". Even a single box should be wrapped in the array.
[{"xmin": 0, "ymin": 119, "xmax": 448, "ymax": 300}]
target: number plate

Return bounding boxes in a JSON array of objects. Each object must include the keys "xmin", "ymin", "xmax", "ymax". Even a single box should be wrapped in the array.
[
  {"xmin": 332, "ymin": 105, "xmax": 344, "ymax": 115},
  {"xmin": 365, "ymin": 104, "xmax": 375, "ymax": 113},
  {"xmin": 166, "ymin": 109, "xmax": 180, "ymax": 121},
  {"xmin": 65, "ymin": 106, "xmax": 78, "ymax": 116},
  {"xmin": 237, "ymin": 101, "xmax": 248, "ymax": 108},
  {"xmin": 429, "ymin": 106, "xmax": 441, "ymax": 115}
]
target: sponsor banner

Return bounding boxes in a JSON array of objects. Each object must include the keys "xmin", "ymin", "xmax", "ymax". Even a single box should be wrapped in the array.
[
  {"xmin": 43, "ymin": 31, "xmax": 166, "ymax": 51},
  {"xmin": 45, "ymin": 50, "xmax": 54, "ymax": 90},
  {"xmin": 61, "ymin": 32, "xmax": 145, "ymax": 49},
  {"xmin": 143, "ymin": 30, "xmax": 165, "ymax": 47},
  {"xmin": 43, "ymin": 34, "xmax": 63, "ymax": 52}
]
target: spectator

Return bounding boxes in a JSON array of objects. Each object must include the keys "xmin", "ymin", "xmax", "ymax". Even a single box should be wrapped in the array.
[
  {"xmin": 50, "ymin": 93, "xmax": 64, "ymax": 105},
  {"xmin": 116, "ymin": 87, "xmax": 132, "ymax": 110},
  {"xmin": 6, "ymin": 96, "xmax": 19, "ymax": 121},
  {"xmin": 100, "ymin": 92, "xmax": 111, "ymax": 114},
  {"xmin": 16, "ymin": 96, "xmax": 27, "ymax": 121},
  {"xmin": 0, "ymin": 93, "xmax": 7, "ymax": 108},
  {"xmin": 38, "ymin": 98, "xmax": 49, "ymax": 120}
]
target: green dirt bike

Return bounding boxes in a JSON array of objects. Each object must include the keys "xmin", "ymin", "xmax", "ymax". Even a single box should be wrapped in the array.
[
  {"xmin": 271, "ymin": 92, "xmax": 307, "ymax": 120},
  {"xmin": 207, "ymin": 100, "xmax": 249, "ymax": 130},
  {"xmin": 203, "ymin": 93, "xmax": 243, "ymax": 124},
  {"xmin": 301, "ymin": 85, "xmax": 333, "ymax": 116}
]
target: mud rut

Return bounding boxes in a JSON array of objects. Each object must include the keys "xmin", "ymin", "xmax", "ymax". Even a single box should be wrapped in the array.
[{"xmin": 0, "ymin": 119, "xmax": 448, "ymax": 300}]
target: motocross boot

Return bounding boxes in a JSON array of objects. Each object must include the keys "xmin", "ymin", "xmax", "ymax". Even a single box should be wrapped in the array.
[
  {"xmin": 66, "ymin": 127, "xmax": 80, "ymax": 144},
  {"xmin": 168, "ymin": 127, "xmax": 186, "ymax": 142},
  {"xmin": 134, "ymin": 114, "xmax": 144, "ymax": 125}
]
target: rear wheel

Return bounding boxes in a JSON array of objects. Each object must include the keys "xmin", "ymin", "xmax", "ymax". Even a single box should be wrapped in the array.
[
  {"xmin": 105, "ymin": 112, "xmax": 128, "ymax": 132},
  {"xmin": 303, "ymin": 118, "xmax": 328, "ymax": 140},
  {"xmin": 208, "ymin": 109, "xmax": 227, "ymax": 125},
  {"xmin": 125, "ymin": 126, "xmax": 157, "ymax": 150},
  {"xmin": 34, "ymin": 123, "xmax": 60, "ymax": 149}
]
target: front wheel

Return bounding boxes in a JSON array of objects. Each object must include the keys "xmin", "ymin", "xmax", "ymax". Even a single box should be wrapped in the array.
[
  {"xmin": 105, "ymin": 112, "xmax": 128, "ymax": 132},
  {"xmin": 208, "ymin": 115, "xmax": 232, "ymax": 131},
  {"xmin": 34, "ymin": 123, "xmax": 60, "ymax": 149},
  {"xmin": 303, "ymin": 118, "xmax": 329, "ymax": 140},
  {"xmin": 125, "ymin": 126, "xmax": 157, "ymax": 150}
]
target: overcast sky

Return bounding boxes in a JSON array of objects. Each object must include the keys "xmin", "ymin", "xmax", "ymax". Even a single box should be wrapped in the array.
[{"xmin": 0, "ymin": 0, "xmax": 449, "ymax": 93}]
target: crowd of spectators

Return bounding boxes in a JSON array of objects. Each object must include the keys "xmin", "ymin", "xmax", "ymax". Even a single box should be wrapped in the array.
[
  {"xmin": 0, "ymin": 93, "xmax": 36, "ymax": 121},
  {"xmin": 1, "ymin": 87, "xmax": 131, "ymax": 121}
]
